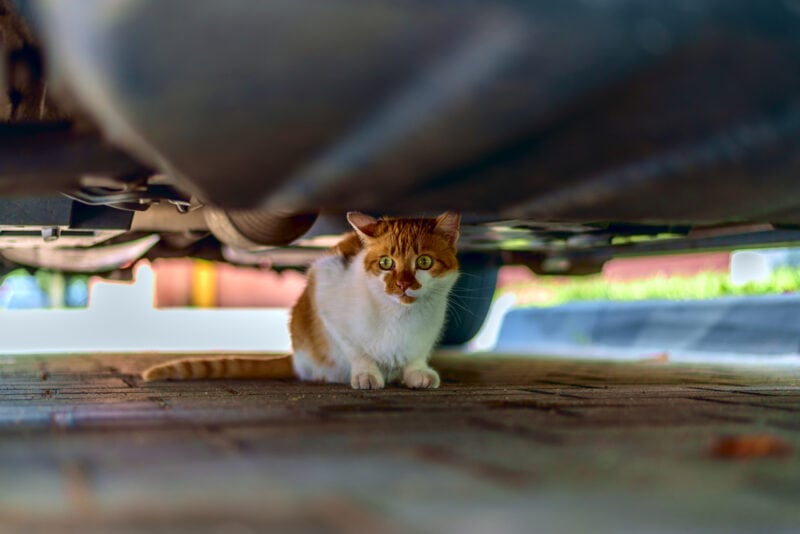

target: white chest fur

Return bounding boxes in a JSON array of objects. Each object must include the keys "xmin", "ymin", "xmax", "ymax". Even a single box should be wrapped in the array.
[{"xmin": 311, "ymin": 251, "xmax": 457, "ymax": 374}]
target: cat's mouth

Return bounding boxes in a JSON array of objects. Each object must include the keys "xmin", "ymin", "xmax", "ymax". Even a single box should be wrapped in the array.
[
  {"xmin": 398, "ymin": 294, "xmax": 417, "ymax": 304},
  {"xmin": 388, "ymin": 288, "xmax": 418, "ymax": 304}
]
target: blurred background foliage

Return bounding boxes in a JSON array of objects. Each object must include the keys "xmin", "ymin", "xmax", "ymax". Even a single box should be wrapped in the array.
[
  {"xmin": 502, "ymin": 267, "xmax": 800, "ymax": 307},
  {"xmin": 0, "ymin": 268, "xmax": 88, "ymax": 309}
]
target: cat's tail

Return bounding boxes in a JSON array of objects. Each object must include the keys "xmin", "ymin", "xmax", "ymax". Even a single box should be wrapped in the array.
[{"xmin": 141, "ymin": 354, "xmax": 295, "ymax": 382}]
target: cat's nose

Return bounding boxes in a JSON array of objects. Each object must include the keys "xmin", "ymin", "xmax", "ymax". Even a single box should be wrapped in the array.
[{"xmin": 395, "ymin": 280, "xmax": 412, "ymax": 292}]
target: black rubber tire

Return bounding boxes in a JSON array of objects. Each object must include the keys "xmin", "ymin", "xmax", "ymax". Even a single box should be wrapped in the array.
[{"xmin": 440, "ymin": 253, "xmax": 500, "ymax": 346}]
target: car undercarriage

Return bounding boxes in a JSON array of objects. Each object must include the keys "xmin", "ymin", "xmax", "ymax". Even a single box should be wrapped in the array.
[{"xmin": 2, "ymin": 0, "xmax": 800, "ymax": 342}]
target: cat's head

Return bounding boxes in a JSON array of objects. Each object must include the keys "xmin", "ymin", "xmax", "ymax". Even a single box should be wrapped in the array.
[{"xmin": 347, "ymin": 212, "xmax": 460, "ymax": 305}]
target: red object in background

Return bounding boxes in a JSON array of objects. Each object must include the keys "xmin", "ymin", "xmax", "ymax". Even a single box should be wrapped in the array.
[
  {"xmin": 497, "ymin": 252, "xmax": 732, "ymax": 289},
  {"xmin": 152, "ymin": 259, "xmax": 306, "ymax": 308},
  {"xmin": 602, "ymin": 252, "xmax": 730, "ymax": 282},
  {"xmin": 151, "ymin": 259, "xmax": 193, "ymax": 307},
  {"xmin": 215, "ymin": 263, "xmax": 306, "ymax": 307}
]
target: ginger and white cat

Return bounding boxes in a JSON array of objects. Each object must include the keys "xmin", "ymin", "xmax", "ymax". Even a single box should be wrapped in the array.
[{"xmin": 142, "ymin": 211, "xmax": 460, "ymax": 390}]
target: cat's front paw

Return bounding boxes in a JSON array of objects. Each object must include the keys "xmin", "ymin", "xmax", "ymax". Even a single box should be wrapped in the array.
[
  {"xmin": 404, "ymin": 368, "xmax": 440, "ymax": 389},
  {"xmin": 351, "ymin": 371, "xmax": 385, "ymax": 390}
]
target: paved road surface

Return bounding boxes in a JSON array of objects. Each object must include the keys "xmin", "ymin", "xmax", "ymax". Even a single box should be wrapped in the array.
[{"xmin": 1, "ymin": 352, "xmax": 799, "ymax": 533}]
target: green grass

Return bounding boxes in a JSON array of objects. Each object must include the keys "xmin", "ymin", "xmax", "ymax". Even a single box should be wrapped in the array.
[{"xmin": 504, "ymin": 267, "xmax": 800, "ymax": 307}]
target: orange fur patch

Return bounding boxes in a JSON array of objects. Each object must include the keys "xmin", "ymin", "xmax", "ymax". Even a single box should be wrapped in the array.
[
  {"xmin": 289, "ymin": 271, "xmax": 333, "ymax": 367},
  {"xmin": 332, "ymin": 232, "xmax": 363, "ymax": 265}
]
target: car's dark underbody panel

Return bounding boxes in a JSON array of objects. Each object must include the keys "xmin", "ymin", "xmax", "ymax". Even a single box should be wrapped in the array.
[
  {"xmin": 16, "ymin": 0, "xmax": 800, "ymax": 224},
  {"xmin": 2, "ymin": 1, "xmax": 800, "ymax": 275}
]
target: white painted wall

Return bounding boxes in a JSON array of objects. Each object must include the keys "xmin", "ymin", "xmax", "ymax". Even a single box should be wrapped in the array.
[{"xmin": 0, "ymin": 264, "xmax": 292, "ymax": 355}]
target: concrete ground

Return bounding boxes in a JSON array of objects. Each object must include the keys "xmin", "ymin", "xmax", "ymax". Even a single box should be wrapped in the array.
[
  {"xmin": 1, "ymin": 352, "xmax": 799, "ymax": 533},
  {"xmin": 497, "ymin": 294, "xmax": 800, "ymax": 361}
]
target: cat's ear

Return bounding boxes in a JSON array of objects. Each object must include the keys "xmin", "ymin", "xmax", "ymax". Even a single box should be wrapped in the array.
[
  {"xmin": 347, "ymin": 212, "xmax": 380, "ymax": 239},
  {"xmin": 435, "ymin": 211, "xmax": 461, "ymax": 245}
]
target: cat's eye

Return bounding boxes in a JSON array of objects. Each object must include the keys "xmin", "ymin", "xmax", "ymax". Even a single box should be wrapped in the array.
[
  {"xmin": 378, "ymin": 256, "xmax": 394, "ymax": 270},
  {"xmin": 416, "ymin": 255, "xmax": 433, "ymax": 270}
]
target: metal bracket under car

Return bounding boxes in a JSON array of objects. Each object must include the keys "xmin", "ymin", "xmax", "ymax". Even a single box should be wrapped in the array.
[{"xmin": 0, "ymin": 196, "xmax": 153, "ymax": 273}]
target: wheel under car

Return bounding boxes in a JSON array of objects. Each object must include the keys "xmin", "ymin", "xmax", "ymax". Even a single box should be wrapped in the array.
[{"xmin": 440, "ymin": 253, "xmax": 500, "ymax": 346}]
